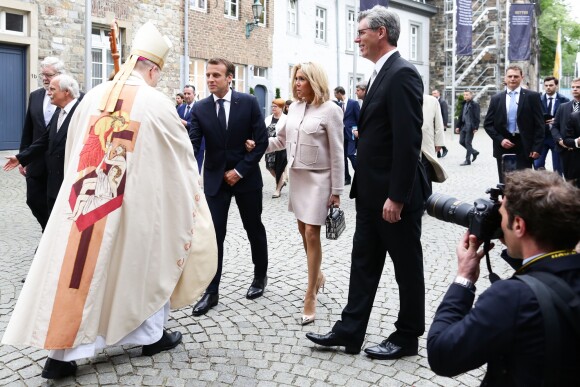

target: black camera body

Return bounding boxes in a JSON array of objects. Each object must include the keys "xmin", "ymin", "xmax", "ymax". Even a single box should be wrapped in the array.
[{"xmin": 426, "ymin": 185, "xmax": 504, "ymax": 241}]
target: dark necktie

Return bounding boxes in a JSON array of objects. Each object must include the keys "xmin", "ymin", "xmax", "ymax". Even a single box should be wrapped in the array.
[
  {"xmin": 185, "ymin": 104, "xmax": 191, "ymax": 115},
  {"xmin": 217, "ymin": 99, "xmax": 227, "ymax": 131},
  {"xmin": 546, "ymin": 97, "xmax": 553, "ymax": 115},
  {"xmin": 573, "ymin": 101, "xmax": 580, "ymax": 113}
]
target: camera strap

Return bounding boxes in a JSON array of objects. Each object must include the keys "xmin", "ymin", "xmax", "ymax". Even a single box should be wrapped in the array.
[
  {"xmin": 484, "ymin": 240, "xmax": 501, "ymax": 283},
  {"xmin": 516, "ymin": 271, "xmax": 580, "ymax": 386}
]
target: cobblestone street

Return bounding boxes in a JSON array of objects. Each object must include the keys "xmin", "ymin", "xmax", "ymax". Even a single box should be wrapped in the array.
[{"xmin": 1, "ymin": 131, "xmax": 517, "ymax": 386}]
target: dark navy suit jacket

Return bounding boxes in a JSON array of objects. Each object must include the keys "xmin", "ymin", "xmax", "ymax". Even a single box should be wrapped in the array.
[
  {"xmin": 428, "ymin": 253, "xmax": 580, "ymax": 386},
  {"xmin": 189, "ymin": 90, "xmax": 267, "ymax": 196},
  {"xmin": 177, "ymin": 103, "xmax": 194, "ymax": 130},
  {"xmin": 541, "ymin": 92, "xmax": 569, "ymax": 136},
  {"xmin": 342, "ymin": 98, "xmax": 360, "ymax": 156}
]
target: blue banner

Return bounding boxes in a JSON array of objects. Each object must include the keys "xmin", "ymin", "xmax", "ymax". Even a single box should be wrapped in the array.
[
  {"xmin": 509, "ymin": 4, "xmax": 534, "ymax": 61},
  {"xmin": 360, "ymin": 0, "xmax": 389, "ymax": 11},
  {"xmin": 456, "ymin": 0, "xmax": 472, "ymax": 56}
]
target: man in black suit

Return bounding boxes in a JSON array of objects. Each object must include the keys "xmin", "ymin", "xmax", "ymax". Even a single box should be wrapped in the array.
[
  {"xmin": 483, "ymin": 65, "xmax": 544, "ymax": 183},
  {"xmin": 306, "ymin": 5, "xmax": 429, "ymax": 359},
  {"xmin": 18, "ymin": 57, "xmax": 66, "ymax": 230},
  {"xmin": 4, "ymin": 75, "xmax": 80, "ymax": 215},
  {"xmin": 189, "ymin": 57, "xmax": 268, "ymax": 316},
  {"xmin": 334, "ymin": 86, "xmax": 361, "ymax": 185},
  {"xmin": 428, "ymin": 169, "xmax": 580, "ymax": 385},
  {"xmin": 178, "ymin": 85, "xmax": 204, "ymax": 172},
  {"xmin": 431, "ymin": 89, "xmax": 449, "ymax": 158},
  {"xmin": 552, "ymin": 78, "xmax": 580, "ymax": 183},
  {"xmin": 535, "ymin": 76, "xmax": 569, "ymax": 174},
  {"xmin": 455, "ymin": 90, "xmax": 480, "ymax": 166},
  {"xmin": 564, "ymin": 111, "xmax": 580, "ymax": 187}
]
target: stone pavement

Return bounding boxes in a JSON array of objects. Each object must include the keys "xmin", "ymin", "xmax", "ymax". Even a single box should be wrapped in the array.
[{"xmin": 0, "ymin": 131, "xmax": 518, "ymax": 386}]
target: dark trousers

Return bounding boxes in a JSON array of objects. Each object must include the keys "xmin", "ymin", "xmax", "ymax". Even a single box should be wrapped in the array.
[
  {"xmin": 332, "ymin": 205, "xmax": 425, "ymax": 348},
  {"xmin": 344, "ymin": 138, "xmax": 357, "ymax": 181},
  {"xmin": 420, "ymin": 155, "xmax": 434, "ymax": 192},
  {"xmin": 459, "ymin": 128, "xmax": 477, "ymax": 160},
  {"xmin": 534, "ymin": 134, "xmax": 562, "ymax": 175},
  {"xmin": 495, "ymin": 135, "xmax": 533, "ymax": 183},
  {"xmin": 25, "ymin": 174, "xmax": 49, "ymax": 231},
  {"xmin": 205, "ymin": 187, "xmax": 268, "ymax": 294},
  {"xmin": 196, "ymin": 137, "xmax": 205, "ymax": 173}
]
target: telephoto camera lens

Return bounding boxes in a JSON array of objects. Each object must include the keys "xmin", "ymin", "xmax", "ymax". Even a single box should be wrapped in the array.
[{"xmin": 425, "ymin": 193, "xmax": 473, "ymax": 229}]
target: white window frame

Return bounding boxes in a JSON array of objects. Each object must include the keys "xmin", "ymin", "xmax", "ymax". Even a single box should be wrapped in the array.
[
  {"xmin": 287, "ymin": 0, "xmax": 297, "ymax": 35},
  {"xmin": 0, "ymin": 9, "xmax": 27, "ymax": 36},
  {"xmin": 346, "ymin": 8, "xmax": 355, "ymax": 52},
  {"xmin": 254, "ymin": 66, "xmax": 267, "ymax": 78},
  {"xmin": 190, "ymin": 0, "xmax": 207, "ymax": 12},
  {"xmin": 258, "ymin": 0, "xmax": 267, "ymax": 26},
  {"xmin": 91, "ymin": 26, "xmax": 122, "ymax": 88},
  {"xmin": 231, "ymin": 64, "xmax": 246, "ymax": 92},
  {"xmin": 224, "ymin": 0, "xmax": 239, "ymax": 19},
  {"xmin": 315, "ymin": 7, "xmax": 327, "ymax": 42},
  {"xmin": 189, "ymin": 58, "xmax": 207, "ymax": 99},
  {"xmin": 348, "ymin": 73, "xmax": 364, "ymax": 98},
  {"xmin": 410, "ymin": 23, "xmax": 421, "ymax": 62}
]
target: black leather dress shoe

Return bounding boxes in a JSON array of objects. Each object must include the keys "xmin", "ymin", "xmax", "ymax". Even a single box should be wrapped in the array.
[
  {"xmin": 41, "ymin": 358, "xmax": 77, "ymax": 379},
  {"xmin": 305, "ymin": 331, "xmax": 360, "ymax": 354},
  {"xmin": 364, "ymin": 340, "xmax": 418, "ymax": 360},
  {"xmin": 246, "ymin": 276, "xmax": 267, "ymax": 299},
  {"xmin": 192, "ymin": 293, "xmax": 219, "ymax": 316},
  {"xmin": 142, "ymin": 330, "xmax": 183, "ymax": 356},
  {"xmin": 472, "ymin": 151, "xmax": 480, "ymax": 162},
  {"xmin": 344, "ymin": 179, "xmax": 351, "ymax": 186},
  {"xmin": 460, "ymin": 160, "xmax": 471, "ymax": 166}
]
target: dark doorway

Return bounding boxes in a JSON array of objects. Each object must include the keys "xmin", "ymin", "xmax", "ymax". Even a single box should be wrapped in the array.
[
  {"xmin": 0, "ymin": 44, "xmax": 26, "ymax": 150},
  {"xmin": 254, "ymin": 85, "xmax": 267, "ymax": 118}
]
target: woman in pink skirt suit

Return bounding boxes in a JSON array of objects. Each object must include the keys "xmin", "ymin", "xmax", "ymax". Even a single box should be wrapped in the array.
[{"xmin": 263, "ymin": 62, "xmax": 345, "ymax": 325}]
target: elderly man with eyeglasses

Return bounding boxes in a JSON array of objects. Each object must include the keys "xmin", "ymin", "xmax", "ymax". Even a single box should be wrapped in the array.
[{"xmin": 18, "ymin": 57, "xmax": 66, "ymax": 231}]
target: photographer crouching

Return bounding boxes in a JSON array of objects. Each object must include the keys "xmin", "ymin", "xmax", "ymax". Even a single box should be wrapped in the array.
[{"xmin": 427, "ymin": 169, "xmax": 580, "ymax": 386}]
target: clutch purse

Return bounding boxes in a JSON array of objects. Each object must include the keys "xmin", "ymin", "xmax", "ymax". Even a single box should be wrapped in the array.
[{"xmin": 326, "ymin": 206, "xmax": 346, "ymax": 240}]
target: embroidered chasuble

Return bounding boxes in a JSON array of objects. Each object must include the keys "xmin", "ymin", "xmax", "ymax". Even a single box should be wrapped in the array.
[{"xmin": 2, "ymin": 74, "xmax": 217, "ymax": 349}]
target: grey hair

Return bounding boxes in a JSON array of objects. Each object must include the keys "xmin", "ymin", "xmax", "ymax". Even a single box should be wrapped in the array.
[
  {"xmin": 40, "ymin": 56, "xmax": 66, "ymax": 75},
  {"xmin": 358, "ymin": 5, "xmax": 400, "ymax": 47},
  {"xmin": 54, "ymin": 74, "xmax": 80, "ymax": 99},
  {"xmin": 356, "ymin": 81, "xmax": 367, "ymax": 90}
]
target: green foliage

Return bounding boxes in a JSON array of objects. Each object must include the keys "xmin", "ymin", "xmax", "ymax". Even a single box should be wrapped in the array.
[
  {"xmin": 538, "ymin": 0, "xmax": 580, "ymax": 77},
  {"xmin": 275, "ymin": 87, "xmax": 281, "ymax": 99},
  {"xmin": 455, "ymin": 94, "xmax": 465, "ymax": 119},
  {"xmin": 249, "ymin": 87, "xmax": 255, "ymax": 95}
]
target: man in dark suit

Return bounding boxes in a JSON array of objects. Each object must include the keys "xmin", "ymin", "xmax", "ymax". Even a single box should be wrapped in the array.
[
  {"xmin": 455, "ymin": 90, "xmax": 480, "ymax": 166},
  {"xmin": 564, "ymin": 111, "xmax": 580, "ymax": 187},
  {"xmin": 306, "ymin": 5, "xmax": 429, "ymax": 360},
  {"xmin": 4, "ymin": 75, "xmax": 80, "ymax": 215},
  {"xmin": 483, "ymin": 65, "xmax": 544, "ymax": 183},
  {"xmin": 334, "ymin": 86, "xmax": 361, "ymax": 185},
  {"xmin": 551, "ymin": 78, "xmax": 580, "ymax": 183},
  {"xmin": 431, "ymin": 89, "xmax": 449, "ymax": 158},
  {"xmin": 428, "ymin": 169, "xmax": 580, "ymax": 385},
  {"xmin": 535, "ymin": 76, "xmax": 569, "ymax": 174},
  {"xmin": 18, "ymin": 57, "xmax": 66, "ymax": 230},
  {"xmin": 178, "ymin": 85, "xmax": 204, "ymax": 172},
  {"xmin": 189, "ymin": 57, "xmax": 269, "ymax": 316}
]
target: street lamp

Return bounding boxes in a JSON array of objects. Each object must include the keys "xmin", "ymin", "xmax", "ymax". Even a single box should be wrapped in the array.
[{"xmin": 245, "ymin": 0, "xmax": 263, "ymax": 39}]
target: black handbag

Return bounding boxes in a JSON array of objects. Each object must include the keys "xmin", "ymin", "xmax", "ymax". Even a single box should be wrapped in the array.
[{"xmin": 326, "ymin": 206, "xmax": 346, "ymax": 240}]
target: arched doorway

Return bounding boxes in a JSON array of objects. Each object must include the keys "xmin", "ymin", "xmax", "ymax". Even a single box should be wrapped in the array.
[{"xmin": 254, "ymin": 85, "xmax": 267, "ymax": 118}]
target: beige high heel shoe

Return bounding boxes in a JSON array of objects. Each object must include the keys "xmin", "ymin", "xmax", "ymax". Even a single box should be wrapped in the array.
[
  {"xmin": 301, "ymin": 293, "xmax": 316, "ymax": 325},
  {"xmin": 316, "ymin": 273, "xmax": 326, "ymax": 294}
]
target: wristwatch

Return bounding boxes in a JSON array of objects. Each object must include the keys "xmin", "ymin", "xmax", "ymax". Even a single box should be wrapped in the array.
[{"xmin": 454, "ymin": 275, "xmax": 476, "ymax": 292}]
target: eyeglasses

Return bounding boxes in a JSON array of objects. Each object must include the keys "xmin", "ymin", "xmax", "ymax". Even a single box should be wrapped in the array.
[
  {"xmin": 39, "ymin": 72, "xmax": 57, "ymax": 78},
  {"xmin": 357, "ymin": 28, "xmax": 376, "ymax": 37}
]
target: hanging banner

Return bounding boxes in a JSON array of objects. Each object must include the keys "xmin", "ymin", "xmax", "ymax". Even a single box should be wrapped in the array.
[
  {"xmin": 456, "ymin": 0, "xmax": 472, "ymax": 56},
  {"xmin": 360, "ymin": 0, "xmax": 389, "ymax": 11},
  {"xmin": 509, "ymin": 4, "xmax": 535, "ymax": 61}
]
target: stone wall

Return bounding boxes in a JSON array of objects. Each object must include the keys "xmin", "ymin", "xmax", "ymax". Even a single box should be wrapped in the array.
[
  {"xmin": 188, "ymin": 1, "xmax": 273, "ymax": 68},
  {"xmin": 34, "ymin": 0, "xmax": 184, "ymax": 95}
]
